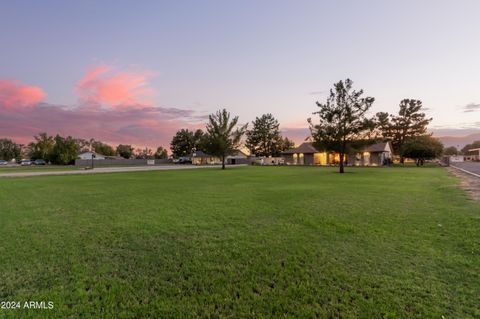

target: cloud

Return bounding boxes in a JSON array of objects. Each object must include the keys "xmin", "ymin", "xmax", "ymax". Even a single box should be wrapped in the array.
[
  {"xmin": 75, "ymin": 65, "xmax": 155, "ymax": 108},
  {"xmin": 0, "ymin": 70, "xmax": 207, "ymax": 148},
  {"xmin": 463, "ymin": 103, "xmax": 480, "ymax": 113},
  {"xmin": 0, "ymin": 79, "xmax": 46, "ymax": 109},
  {"xmin": 0, "ymin": 102, "xmax": 205, "ymax": 148}
]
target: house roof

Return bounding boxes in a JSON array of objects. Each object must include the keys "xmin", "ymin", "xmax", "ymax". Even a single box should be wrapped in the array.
[
  {"xmin": 365, "ymin": 142, "xmax": 391, "ymax": 153},
  {"xmin": 228, "ymin": 149, "xmax": 248, "ymax": 157},
  {"xmin": 282, "ymin": 142, "xmax": 319, "ymax": 154},
  {"xmin": 282, "ymin": 141, "xmax": 393, "ymax": 155},
  {"xmin": 190, "ymin": 150, "xmax": 212, "ymax": 157}
]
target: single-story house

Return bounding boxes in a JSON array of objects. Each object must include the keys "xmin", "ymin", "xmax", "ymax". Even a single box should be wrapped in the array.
[
  {"xmin": 465, "ymin": 148, "xmax": 480, "ymax": 161},
  {"xmin": 226, "ymin": 150, "xmax": 249, "ymax": 165},
  {"xmin": 356, "ymin": 142, "xmax": 393, "ymax": 166},
  {"xmin": 190, "ymin": 151, "xmax": 221, "ymax": 165},
  {"xmin": 282, "ymin": 141, "xmax": 393, "ymax": 166},
  {"xmin": 256, "ymin": 156, "xmax": 284, "ymax": 165},
  {"xmin": 78, "ymin": 151, "xmax": 106, "ymax": 160}
]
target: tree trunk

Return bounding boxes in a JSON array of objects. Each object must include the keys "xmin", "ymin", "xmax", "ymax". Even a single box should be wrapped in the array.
[
  {"xmin": 339, "ymin": 151, "xmax": 345, "ymax": 173},
  {"xmin": 339, "ymin": 141, "xmax": 345, "ymax": 173},
  {"xmin": 222, "ymin": 155, "xmax": 225, "ymax": 170}
]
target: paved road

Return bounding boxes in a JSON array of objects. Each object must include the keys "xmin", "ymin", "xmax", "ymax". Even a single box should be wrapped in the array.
[
  {"xmin": 0, "ymin": 165, "xmax": 240, "ymax": 178},
  {"xmin": 450, "ymin": 162, "xmax": 480, "ymax": 177}
]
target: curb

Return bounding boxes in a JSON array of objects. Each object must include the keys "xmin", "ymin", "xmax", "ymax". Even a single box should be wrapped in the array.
[{"xmin": 449, "ymin": 165, "xmax": 480, "ymax": 178}]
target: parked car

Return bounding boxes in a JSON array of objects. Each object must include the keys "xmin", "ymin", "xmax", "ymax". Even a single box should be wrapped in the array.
[
  {"xmin": 0, "ymin": 160, "xmax": 8, "ymax": 165},
  {"xmin": 20, "ymin": 159, "xmax": 32, "ymax": 166},
  {"xmin": 176, "ymin": 157, "xmax": 192, "ymax": 164},
  {"xmin": 33, "ymin": 159, "xmax": 46, "ymax": 165}
]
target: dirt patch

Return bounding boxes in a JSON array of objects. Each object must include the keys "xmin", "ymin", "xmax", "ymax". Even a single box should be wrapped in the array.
[{"xmin": 447, "ymin": 167, "xmax": 480, "ymax": 201}]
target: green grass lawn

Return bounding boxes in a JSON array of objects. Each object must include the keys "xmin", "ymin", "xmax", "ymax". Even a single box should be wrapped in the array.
[
  {"xmin": 0, "ymin": 165, "xmax": 79, "ymax": 173},
  {"xmin": 0, "ymin": 166, "xmax": 478, "ymax": 318}
]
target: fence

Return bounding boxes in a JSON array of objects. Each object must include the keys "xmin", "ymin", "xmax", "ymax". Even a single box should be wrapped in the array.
[{"xmin": 75, "ymin": 158, "xmax": 171, "ymax": 167}]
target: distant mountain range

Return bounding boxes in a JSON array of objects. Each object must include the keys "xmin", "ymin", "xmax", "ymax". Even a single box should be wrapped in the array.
[
  {"xmin": 435, "ymin": 133, "xmax": 480, "ymax": 149},
  {"xmin": 431, "ymin": 128, "xmax": 480, "ymax": 149}
]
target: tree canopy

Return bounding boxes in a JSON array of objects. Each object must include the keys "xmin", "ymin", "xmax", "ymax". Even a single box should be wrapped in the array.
[
  {"xmin": 443, "ymin": 146, "xmax": 458, "ymax": 156},
  {"xmin": 402, "ymin": 135, "xmax": 443, "ymax": 166},
  {"xmin": 309, "ymin": 79, "xmax": 375, "ymax": 173},
  {"xmin": 203, "ymin": 109, "xmax": 247, "ymax": 169},
  {"xmin": 376, "ymin": 99, "xmax": 432, "ymax": 161},
  {"xmin": 0, "ymin": 138, "xmax": 21, "ymax": 161},
  {"xmin": 28, "ymin": 133, "xmax": 55, "ymax": 160},
  {"xmin": 116, "ymin": 144, "xmax": 134, "ymax": 159},
  {"xmin": 92, "ymin": 140, "xmax": 116, "ymax": 156},
  {"xmin": 170, "ymin": 129, "xmax": 205, "ymax": 158},
  {"xmin": 154, "ymin": 146, "xmax": 168, "ymax": 159},
  {"xmin": 49, "ymin": 135, "xmax": 80, "ymax": 165},
  {"xmin": 245, "ymin": 114, "xmax": 287, "ymax": 157},
  {"xmin": 135, "ymin": 148, "xmax": 154, "ymax": 159},
  {"xmin": 461, "ymin": 140, "xmax": 480, "ymax": 154}
]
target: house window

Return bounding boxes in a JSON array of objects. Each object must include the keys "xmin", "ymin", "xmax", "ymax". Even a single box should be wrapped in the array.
[{"xmin": 314, "ymin": 152, "xmax": 327, "ymax": 165}]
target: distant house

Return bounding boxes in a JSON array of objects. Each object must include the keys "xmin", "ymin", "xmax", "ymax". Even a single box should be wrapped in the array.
[
  {"xmin": 356, "ymin": 142, "xmax": 393, "ymax": 166},
  {"xmin": 78, "ymin": 151, "xmax": 106, "ymax": 160},
  {"xmin": 190, "ymin": 151, "xmax": 221, "ymax": 165},
  {"xmin": 226, "ymin": 150, "xmax": 249, "ymax": 165},
  {"xmin": 282, "ymin": 141, "xmax": 393, "ymax": 166},
  {"xmin": 188, "ymin": 149, "xmax": 249, "ymax": 165},
  {"xmin": 466, "ymin": 148, "xmax": 480, "ymax": 161},
  {"xmin": 256, "ymin": 156, "xmax": 284, "ymax": 165},
  {"xmin": 282, "ymin": 143, "xmax": 324, "ymax": 165}
]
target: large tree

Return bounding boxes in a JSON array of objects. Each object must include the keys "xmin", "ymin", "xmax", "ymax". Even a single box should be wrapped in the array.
[
  {"xmin": 28, "ymin": 132, "xmax": 55, "ymax": 160},
  {"xmin": 135, "ymin": 148, "xmax": 154, "ymax": 159},
  {"xmin": 461, "ymin": 140, "xmax": 480, "ymax": 154},
  {"xmin": 0, "ymin": 138, "xmax": 21, "ymax": 161},
  {"xmin": 49, "ymin": 135, "xmax": 80, "ymax": 165},
  {"xmin": 402, "ymin": 135, "xmax": 443, "ymax": 166},
  {"xmin": 245, "ymin": 113, "xmax": 284, "ymax": 156},
  {"xmin": 203, "ymin": 109, "xmax": 247, "ymax": 169},
  {"xmin": 154, "ymin": 146, "xmax": 168, "ymax": 159},
  {"xmin": 280, "ymin": 136, "xmax": 295, "ymax": 152},
  {"xmin": 170, "ymin": 129, "xmax": 204, "ymax": 158},
  {"xmin": 308, "ymin": 79, "xmax": 375, "ymax": 173},
  {"xmin": 443, "ymin": 146, "xmax": 458, "ymax": 156},
  {"xmin": 116, "ymin": 144, "xmax": 134, "ymax": 159},
  {"xmin": 91, "ymin": 140, "xmax": 116, "ymax": 156},
  {"xmin": 379, "ymin": 99, "xmax": 432, "ymax": 162}
]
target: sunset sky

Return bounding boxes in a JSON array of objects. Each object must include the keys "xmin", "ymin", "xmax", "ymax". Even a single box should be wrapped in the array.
[{"xmin": 1, "ymin": 0, "xmax": 479, "ymax": 148}]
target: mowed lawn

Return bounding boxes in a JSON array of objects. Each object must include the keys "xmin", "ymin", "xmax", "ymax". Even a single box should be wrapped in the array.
[
  {"xmin": 0, "ymin": 166, "xmax": 79, "ymax": 174},
  {"xmin": 0, "ymin": 167, "xmax": 479, "ymax": 318}
]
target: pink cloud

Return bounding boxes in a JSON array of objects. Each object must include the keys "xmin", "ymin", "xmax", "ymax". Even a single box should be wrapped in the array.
[
  {"xmin": 0, "ymin": 79, "xmax": 46, "ymax": 109},
  {"xmin": 75, "ymin": 65, "xmax": 155, "ymax": 108},
  {"xmin": 0, "ymin": 71, "xmax": 206, "ymax": 149},
  {"xmin": 0, "ymin": 102, "xmax": 205, "ymax": 149}
]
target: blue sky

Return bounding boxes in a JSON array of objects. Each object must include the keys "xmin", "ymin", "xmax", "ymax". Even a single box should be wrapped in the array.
[{"xmin": 0, "ymin": 0, "xmax": 479, "ymax": 146}]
